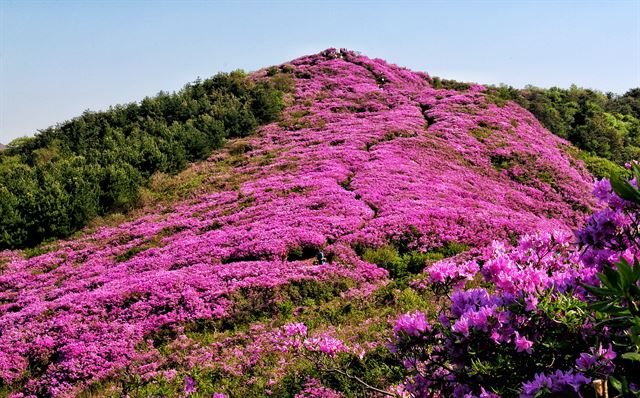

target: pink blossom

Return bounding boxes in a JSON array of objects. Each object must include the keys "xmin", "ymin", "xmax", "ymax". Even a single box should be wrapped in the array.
[
  {"xmin": 395, "ymin": 311, "xmax": 429, "ymax": 336},
  {"xmin": 514, "ymin": 332, "xmax": 533, "ymax": 354}
]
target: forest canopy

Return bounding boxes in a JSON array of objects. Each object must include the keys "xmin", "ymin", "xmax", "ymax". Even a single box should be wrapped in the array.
[{"xmin": 0, "ymin": 71, "xmax": 285, "ymax": 249}]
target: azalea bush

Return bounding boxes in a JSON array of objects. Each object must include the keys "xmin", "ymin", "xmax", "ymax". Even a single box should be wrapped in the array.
[{"xmin": 388, "ymin": 167, "xmax": 640, "ymax": 397}]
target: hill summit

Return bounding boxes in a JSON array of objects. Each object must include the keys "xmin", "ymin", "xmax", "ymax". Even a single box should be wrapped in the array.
[{"xmin": 0, "ymin": 49, "xmax": 595, "ymax": 396}]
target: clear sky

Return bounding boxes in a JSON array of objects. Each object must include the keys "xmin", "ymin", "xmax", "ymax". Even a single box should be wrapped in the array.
[{"xmin": 1, "ymin": 0, "xmax": 639, "ymax": 143}]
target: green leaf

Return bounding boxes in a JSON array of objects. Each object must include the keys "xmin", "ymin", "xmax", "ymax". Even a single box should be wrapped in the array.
[
  {"xmin": 596, "ymin": 273, "xmax": 614, "ymax": 291},
  {"xmin": 621, "ymin": 352, "xmax": 640, "ymax": 362},
  {"xmin": 632, "ymin": 257, "xmax": 640, "ymax": 279},
  {"xmin": 583, "ymin": 284, "xmax": 611, "ymax": 297},
  {"xmin": 611, "ymin": 173, "xmax": 640, "ymax": 203},
  {"xmin": 632, "ymin": 163, "xmax": 640, "ymax": 180},
  {"xmin": 609, "ymin": 376, "xmax": 623, "ymax": 391},
  {"xmin": 601, "ymin": 267, "xmax": 621, "ymax": 291},
  {"xmin": 617, "ymin": 259, "xmax": 634, "ymax": 292}
]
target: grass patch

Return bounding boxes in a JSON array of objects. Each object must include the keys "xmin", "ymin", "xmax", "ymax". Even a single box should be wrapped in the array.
[
  {"xmin": 470, "ymin": 127, "xmax": 493, "ymax": 141},
  {"xmin": 23, "ymin": 244, "xmax": 57, "ymax": 260},
  {"xmin": 490, "ymin": 154, "xmax": 513, "ymax": 171}
]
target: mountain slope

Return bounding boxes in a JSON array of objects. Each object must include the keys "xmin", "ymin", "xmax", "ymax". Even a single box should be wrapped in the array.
[{"xmin": 0, "ymin": 49, "xmax": 595, "ymax": 396}]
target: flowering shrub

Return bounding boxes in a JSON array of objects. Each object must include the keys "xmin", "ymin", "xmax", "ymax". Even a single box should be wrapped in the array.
[
  {"xmin": 294, "ymin": 378, "xmax": 344, "ymax": 398},
  {"xmin": 582, "ymin": 164, "xmax": 640, "ymax": 395},
  {"xmin": 389, "ymin": 170, "xmax": 640, "ymax": 397}
]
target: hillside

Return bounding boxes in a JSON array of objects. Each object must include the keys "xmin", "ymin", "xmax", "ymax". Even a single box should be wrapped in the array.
[
  {"xmin": 486, "ymin": 85, "xmax": 640, "ymax": 167},
  {"xmin": 0, "ymin": 49, "xmax": 598, "ymax": 397}
]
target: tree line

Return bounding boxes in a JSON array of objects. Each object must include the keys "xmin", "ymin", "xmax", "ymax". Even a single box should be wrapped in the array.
[{"xmin": 0, "ymin": 71, "xmax": 285, "ymax": 249}]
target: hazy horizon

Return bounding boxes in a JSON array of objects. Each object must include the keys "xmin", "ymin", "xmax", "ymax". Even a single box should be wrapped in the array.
[{"xmin": 1, "ymin": 0, "xmax": 639, "ymax": 143}]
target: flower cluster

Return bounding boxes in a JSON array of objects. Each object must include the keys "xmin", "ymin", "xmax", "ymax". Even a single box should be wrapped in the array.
[
  {"xmin": 393, "ymin": 311, "xmax": 429, "ymax": 337},
  {"xmin": 423, "ymin": 258, "xmax": 479, "ymax": 292},
  {"xmin": 389, "ymin": 175, "xmax": 640, "ymax": 397},
  {"xmin": 577, "ymin": 178, "xmax": 640, "ymax": 269},
  {"xmin": 277, "ymin": 322, "xmax": 365, "ymax": 360},
  {"xmin": 521, "ymin": 370, "xmax": 591, "ymax": 398}
]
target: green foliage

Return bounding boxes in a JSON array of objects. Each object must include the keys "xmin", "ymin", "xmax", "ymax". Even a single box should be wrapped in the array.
[
  {"xmin": 431, "ymin": 76, "xmax": 471, "ymax": 91},
  {"xmin": 579, "ymin": 152, "xmax": 627, "ymax": 179},
  {"xmin": 538, "ymin": 290, "xmax": 589, "ymax": 331},
  {"xmin": 115, "ymin": 246, "xmax": 148, "ymax": 262},
  {"xmin": 22, "ymin": 245, "xmax": 55, "ymax": 260},
  {"xmin": 362, "ymin": 242, "xmax": 468, "ymax": 279},
  {"xmin": 362, "ymin": 245, "xmax": 404, "ymax": 277},
  {"xmin": 0, "ymin": 71, "xmax": 285, "ymax": 249},
  {"xmin": 583, "ymin": 167, "xmax": 640, "ymax": 395}
]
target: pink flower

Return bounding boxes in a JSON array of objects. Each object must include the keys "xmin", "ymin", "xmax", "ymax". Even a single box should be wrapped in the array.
[
  {"xmin": 394, "ymin": 311, "xmax": 429, "ymax": 336},
  {"xmin": 524, "ymin": 295, "xmax": 538, "ymax": 312},
  {"xmin": 514, "ymin": 332, "xmax": 533, "ymax": 354},
  {"xmin": 576, "ymin": 353, "xmax": 596, "ymax": 370},
  {"xmin": 490, "ymin": 330, "xmax": 502, "ymax": 344},
  {"xmin": 283, "ymin": 322, "xmax": 308, "ymax": 337},
  {"xmin": 303, "ymin": 336, "xmax": 349, "ymax": 357},
  {"xmin": 452, "ymin": 317, "xmax": 470, "ymax": 337},
  {"xmin": 184, "ymin": 376, "xmax": 196, "ymax": 395}
]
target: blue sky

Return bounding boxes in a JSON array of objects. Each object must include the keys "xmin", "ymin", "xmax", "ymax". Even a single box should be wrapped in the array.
[{"xmin": 1, "ymin": 0, "xmax": 639, "ymax": 142}]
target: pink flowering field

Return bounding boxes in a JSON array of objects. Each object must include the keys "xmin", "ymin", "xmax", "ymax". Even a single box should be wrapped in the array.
[{"xmin": 0, "ymin": 49, "xmax": 599, "ymax": 397}]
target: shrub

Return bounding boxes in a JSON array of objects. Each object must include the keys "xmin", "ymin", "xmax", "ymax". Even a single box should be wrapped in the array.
[
  {"xmin": 363, "ymin": 243, "xmax": 469, "ymax": 280},
  {"xmin": 386, "ymin": 165, "xmax": 640, "ymax": 397},
  {"xmin": 579, "ymin": 152, "xmax": 626, "ymax": 179}
]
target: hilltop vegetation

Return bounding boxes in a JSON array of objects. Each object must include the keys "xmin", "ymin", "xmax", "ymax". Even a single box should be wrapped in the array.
[
  {"xmin": 1, "ymin": 53, "xmax": 638, "ymax": 251},
  {"xmin": 0, "ymin": 48, "xmax": 604, "ymax": 397},
  {"xmin": 0, "ymin": 71, "xmax": 285, "ymax": 249},
  {"xmin": 489, "ymin": 84, "xmax": 639, "ymax": 174},
  {"xmin": 0, "ymin": 49, "xmax": 639, "ymax": 397}
]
